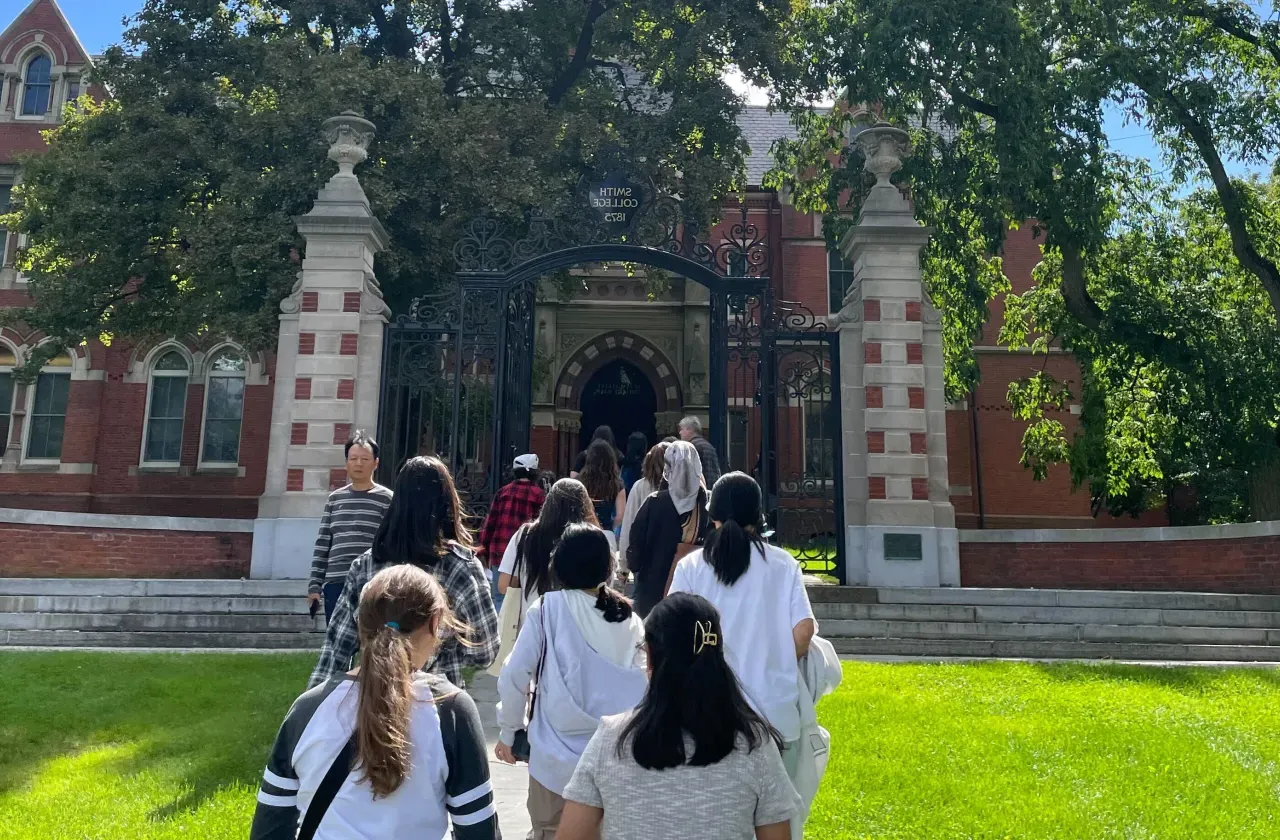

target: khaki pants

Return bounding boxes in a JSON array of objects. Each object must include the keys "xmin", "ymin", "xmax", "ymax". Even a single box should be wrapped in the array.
[{"xmin": 527, "ymin": 776, "xmax": 564, "ymax": 840}]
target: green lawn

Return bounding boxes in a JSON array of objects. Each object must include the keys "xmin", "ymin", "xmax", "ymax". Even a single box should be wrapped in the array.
[
  {"xmin": 808, "ymin": 662, "xmax": 1280, "ymax": 839},
  {"xmin": 2, "ymin": 653, "xmax": 1279, "ymax": 838},
  {"xmin": 0, "ymin": 652, "xmax": 315, "ymax": 839}
]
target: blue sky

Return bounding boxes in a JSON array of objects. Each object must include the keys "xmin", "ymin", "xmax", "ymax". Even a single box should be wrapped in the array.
[{"xmin": 47, "ymin": 0, "xmax": 1278, "ymax": 179}]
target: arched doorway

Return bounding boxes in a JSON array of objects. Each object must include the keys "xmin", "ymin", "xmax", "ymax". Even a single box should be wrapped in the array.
[{"xmin": 578, "ymin": 359, "xmax": 658, "ymax": 455}]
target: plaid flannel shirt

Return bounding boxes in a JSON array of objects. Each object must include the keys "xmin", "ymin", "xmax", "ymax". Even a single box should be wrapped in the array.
[
  {"xmin": 307, "ymin": 544, "xmax": 500, "ymax": 689},
  {"xmin": 477, "ymin": 479, "xmax": 545, "ymax": 568}
]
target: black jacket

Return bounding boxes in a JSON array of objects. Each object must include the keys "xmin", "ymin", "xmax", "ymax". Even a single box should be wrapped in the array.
[
  {"xmin": 626, "ymin": 489, "xmax": 709, "ymax": 617},
  {"xmin": 691, "ymin": 435, "xmax": 723, "ymax": 488}
]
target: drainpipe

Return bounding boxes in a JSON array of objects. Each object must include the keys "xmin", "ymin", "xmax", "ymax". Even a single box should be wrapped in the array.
[{"xmin": 969, "ymin": 391, "xmax": 986, "ymax": 529}]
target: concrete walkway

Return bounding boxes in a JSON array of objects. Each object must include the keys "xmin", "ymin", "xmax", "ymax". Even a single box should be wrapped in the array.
[{"xmin": 468, "ymin": 671, "xmax": 534, "ymax": 837}]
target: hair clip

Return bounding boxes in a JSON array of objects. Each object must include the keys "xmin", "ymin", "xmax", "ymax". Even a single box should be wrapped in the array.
[
  {"xmin": 693, "ymin": 620, "xmax": 718, "ymax": 654},
  {"xmin": 384, "ymin": 621, "xmax": 401, "ymax": 631}
]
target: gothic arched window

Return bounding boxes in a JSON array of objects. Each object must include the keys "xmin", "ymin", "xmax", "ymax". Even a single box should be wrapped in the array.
[
  {"xmin": 21, "ymin": 54, "xmax": 52, "ymax": 117},
  {"xmin": 143, "ymin": 350, "xmax": 190, "ymax": 464},
  {"xmin": 201, "ymin": 349, "xmax": 246, "ymax": 465}
]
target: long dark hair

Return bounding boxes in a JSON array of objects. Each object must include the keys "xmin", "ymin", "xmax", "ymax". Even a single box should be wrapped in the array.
[
  {"xmin": 590, "ymin": 425, "xmax": 617, "ymax": 450},
  {"xmin": 619, "ymin": 593, "xmax": 779, "ymax": 769},
  {"xmin": 580, "ymin": 438, "xmax": 623, "ymax": 502},
  {"xmin": 553, "ymin": 523, "xmax": 634, "ymax": 623},
  {"xmin": 623, "ymin": 432, "xmax": 648, "ymax": 466},
  {"xmin": 520, "ymin": 478, "xmax": 598, "ymax": 596},
  {"xmin": 355, "ymin": 565, "xmax": 462, "ymax": 797},
  {"xmin": 371, "ymin": 456, "xmax": 472, "ymax": 566},
  {"xmin": 703, "ymin": 472, "xmax": 769, "ymax": 586}
]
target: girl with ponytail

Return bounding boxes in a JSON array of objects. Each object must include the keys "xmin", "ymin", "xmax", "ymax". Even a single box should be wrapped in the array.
[
  {"xmin": 251, "ymin": 565, "xmax": 499, "ymax": 840},
  {"xmin": 667, "ymin": 471, "xmax": 816, "ymax": 783},
  {"xmin": 556, "ymin": 593, "xmax": 800, "ymax": 840},
  {"xmin": 495, "ymin": 523, "xmax": 647, "ymax": 839}
]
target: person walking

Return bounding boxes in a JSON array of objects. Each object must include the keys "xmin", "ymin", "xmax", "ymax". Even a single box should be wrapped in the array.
[
  {"xmin": 579, "ymin": 439, "xmax": 627, "ymax": 551},
  {"xmin": 495, "ymin": 524, "xmax": 647, "ymax": 840},
  {"xmin": 668, "ymin": 471, "xmax": 816, "ymax": 783},
  {"xmin": 556, "ymin": 592, "xmax": 801, "ymax": 840},
  {"xmin": 625, "ymin": 441, "xmax": 709, "ymax": 617},
  {"xmin": 570, "ymin": 425, "xmax": 618, "ymax": 478},
  {"xmin": 308, "ymin": 432, "xmax": 393, "ymax": 623},
  {"xmin": 309, "ymin": 456, "xmax": 499, "ymax": 689},
  {"xmin": 620, "ymin": 432, "xmax": 647, "ymax": 496},
  {"xmin": 678, "ymin": 416, "xmax": 723, "ymax": 489},
  {"xmin": 498, "ymin": 478, "xmax": 598, "ymax": 621},
  {"xmin": 251, "ymin": 565, "xmax": 499, "ymax": 840},
  {"xmin": 478, "ymin": 453, "xmax": 546, "ymax": 611},
  {"xmin": 617, "ymin": 441, "xmax": 669, "ymax": 563}
]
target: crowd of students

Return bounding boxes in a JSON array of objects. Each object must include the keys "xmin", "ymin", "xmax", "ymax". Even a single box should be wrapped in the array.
[{"xmin": 253, "ymin": 426, "xmax": 839, "ymax": 840}]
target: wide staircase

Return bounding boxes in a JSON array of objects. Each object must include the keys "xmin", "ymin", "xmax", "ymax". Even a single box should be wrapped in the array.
[
  {"xmin": 810, "ymin": 586, "xmax": 1280, "ymax": 663},
  {"xmin": 0, "ymin": 578, "xmax": 322, "ymax": 650},
  {"xmin": 3, "ymin": 579, "xmax": 1280, "ymax": 662}
]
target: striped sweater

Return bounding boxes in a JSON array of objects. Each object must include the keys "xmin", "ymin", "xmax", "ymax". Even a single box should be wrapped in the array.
[{"xmin": 308, "ymin": 484, "xmax": 393, "ymax": 594}]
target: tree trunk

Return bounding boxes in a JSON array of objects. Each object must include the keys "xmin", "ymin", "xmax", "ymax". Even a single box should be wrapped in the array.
[{"xmin": 1248, "ymin": 452, "xmax": 1280, "ymax": 521}]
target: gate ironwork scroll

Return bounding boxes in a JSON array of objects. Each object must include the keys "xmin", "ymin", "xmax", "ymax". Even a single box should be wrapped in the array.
[{"xmin": 378, "ymin": 164, "xmax": 845, "ymax": 580}]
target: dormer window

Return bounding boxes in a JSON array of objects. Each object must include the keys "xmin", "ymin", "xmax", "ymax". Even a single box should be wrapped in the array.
[{"xmin": 21, "ymin": 54, "xmax": 52, "ymax": 116}]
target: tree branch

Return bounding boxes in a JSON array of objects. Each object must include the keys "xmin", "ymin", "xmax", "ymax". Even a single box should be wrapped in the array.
[
  {"xmin": 1142, "ymin": 83, "xmax": 1280, "ymax": 317},
  {"xmin": 948, "ymin": 86, "xmax": 1000, "ymax": 120},
  {"xmin": 546, "ymin": 0, "xmax": 613, "ymax": 106},
  {"xmin": 1181, "ymin": 2, "xmax": 1280, "ymax": 65}
]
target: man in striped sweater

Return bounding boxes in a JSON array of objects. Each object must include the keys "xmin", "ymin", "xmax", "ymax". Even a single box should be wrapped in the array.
[{"xmin": 307, "ymin": 432, "xmax": 393, "ymax": 622}]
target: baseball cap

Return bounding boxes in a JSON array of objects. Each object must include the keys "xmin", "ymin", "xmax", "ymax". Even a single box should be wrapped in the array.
[{"xmin": 513, "ymin": 454, "xmax": 539, "ymax": 470}]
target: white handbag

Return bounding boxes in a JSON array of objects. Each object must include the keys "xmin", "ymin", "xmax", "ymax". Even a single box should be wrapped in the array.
[{"xmin": 487, "ymin": 581, "xmax": 523, "ymax": 677}]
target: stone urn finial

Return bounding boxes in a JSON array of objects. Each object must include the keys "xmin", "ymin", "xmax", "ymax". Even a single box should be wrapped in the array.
[
  {"xmin": 851, "ymin": 114, "xmax": 911, "ymax": 188},
  {"xmin": 322, "ymin": 111, "xmax": 376, "ymax": 176}
]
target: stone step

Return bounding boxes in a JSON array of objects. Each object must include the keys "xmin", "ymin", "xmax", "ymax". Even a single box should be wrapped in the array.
[
  {"xmin": 0, "ymin": 578, "xmax": 306, "ymax": 598},
  {"xmin": 0, "ymin": 595, "xmax": 310, "ymax": 616},
  {"xmin": 820, "ymin": 619, "xmax": 1279, "ymax": 646},
  {"xmin": 811, "ymin": 601, "xmax": 1280, "ymax": 629},
  {"xmin": 0, "ymin": 629, "xmax": 324, "ymax": 649},
  {"xmin": 0, "ymin": 612, "xmax": 323, "ymax": 633},
  {"xmin": 829, "ymin": 636, "xmax": 1280, "ymax": 662},
  {"xmin": 809, "ymin": 586, "xmax": 1280, "ymax": 612}
]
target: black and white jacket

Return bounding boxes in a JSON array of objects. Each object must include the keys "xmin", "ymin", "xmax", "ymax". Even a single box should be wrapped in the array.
[{"xmin": 249, "ymin": 673, "xmax": 500, "ymax": 840}]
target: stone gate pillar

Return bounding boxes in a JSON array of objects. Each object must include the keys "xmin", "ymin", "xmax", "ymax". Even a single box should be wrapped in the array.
[
  {"xmin": 836, "ymin": 117, "xmax": 959, "ymax": 587},
  {"xmin": 250, "ymin": 112, "xmax": 390, "ymax": 579}
]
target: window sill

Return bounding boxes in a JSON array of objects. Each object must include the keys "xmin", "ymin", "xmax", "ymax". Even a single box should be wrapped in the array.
[
  {"xmin": 131, "ymin": 464, "xmax": 184, "ymax": 476},
  {"xmin": 17, "ymin": 461, "xmax": 61, "ymax": 473},
  {"xmin": 196, "ymin": 465, "xmax": 246, "ymax": 477}
]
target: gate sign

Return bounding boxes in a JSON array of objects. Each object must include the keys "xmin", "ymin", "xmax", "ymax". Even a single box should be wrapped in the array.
[{"xmin": 588, "ymin": 172, "xmax": 644, "ymax": 232}]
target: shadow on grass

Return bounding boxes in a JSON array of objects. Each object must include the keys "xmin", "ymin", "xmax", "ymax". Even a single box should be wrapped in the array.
[
  {"xmin": 0, "ymin": 651, "xmax": 314, "ymax": 821},
  {"xmin": 1027, "ymin": 660, "xmax": 1280, "ymax": 691}
]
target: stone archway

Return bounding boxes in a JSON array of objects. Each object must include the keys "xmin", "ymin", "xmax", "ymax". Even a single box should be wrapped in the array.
[{"xmin": 554, "ymin": 330, "xmax": 683, "ymax": 415}]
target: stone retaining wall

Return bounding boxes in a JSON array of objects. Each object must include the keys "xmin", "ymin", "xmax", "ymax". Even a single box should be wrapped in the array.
[
  {"xmin": 0, "ymin": 509, "xmax": 253, "ymax": 578},
  {"xmin": 959, "ymin": 522, "xmax": 1280, "ymax": 594}
]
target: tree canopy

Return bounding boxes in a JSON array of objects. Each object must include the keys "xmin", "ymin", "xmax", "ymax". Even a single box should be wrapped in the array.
[
  {"xmin": 771, "ymin": 0, "xmax": 1280, "ymax": 521},
  {"xmin": 5, "ymin": 0, "xmax": 804, "ymax": 369}
]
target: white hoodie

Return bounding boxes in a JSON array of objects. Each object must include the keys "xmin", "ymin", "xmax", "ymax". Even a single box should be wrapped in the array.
[{"xmin": 497, "ymin": 590, "xmax": 648, "ymax": 794}]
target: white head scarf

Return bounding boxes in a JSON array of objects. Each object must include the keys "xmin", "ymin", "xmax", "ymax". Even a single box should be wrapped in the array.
[{"xmin": 664, "ymin": 440, "xmax": 704, "ymax": 515}]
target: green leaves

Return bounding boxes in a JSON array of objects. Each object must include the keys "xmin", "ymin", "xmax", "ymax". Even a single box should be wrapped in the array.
[{"xmin": 7, "ymin": 0, "xmax": 808, "ymax": 369}]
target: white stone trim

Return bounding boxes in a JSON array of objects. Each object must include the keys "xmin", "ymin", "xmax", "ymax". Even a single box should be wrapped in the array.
[
  {"xmin": 959, "ymin": 521, "xmax": 1280, "ymax": 544},
  {"xmin": 0, "ymin": 507, "xmax": 255, "ymax": 533}
]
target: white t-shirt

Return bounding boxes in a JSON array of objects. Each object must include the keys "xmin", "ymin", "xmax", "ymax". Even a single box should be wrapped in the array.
[
  {"xmin": 498, "ymin": 523, "xmax": 542, "ymax": 618},
  {"xmin": 669, "ymin": 543, "xmax": 814, "ymax": 742}
]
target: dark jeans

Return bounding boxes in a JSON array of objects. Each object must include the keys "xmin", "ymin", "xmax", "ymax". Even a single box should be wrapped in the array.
[{"xmin": 322, "ymin": 581, "xmax": 344, "ymax": 624}]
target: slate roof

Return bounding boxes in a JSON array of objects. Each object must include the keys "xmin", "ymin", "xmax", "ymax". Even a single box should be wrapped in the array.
[{"xmin": 736, "ymin": 106, "xmax": 800, "ymax": 188}]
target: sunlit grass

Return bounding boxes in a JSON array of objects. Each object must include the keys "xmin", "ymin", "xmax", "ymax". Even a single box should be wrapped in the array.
[
  {"xmin": 3, "ymin": 653, "xmax": 1279, "ymax": 838},
  {"xmin": 0, "ymin": 651, "xmax": 313, "ymax": 839},
  {"xmin": 808, "ymin": 661, "xmax": 1280, "ymax": 839}
]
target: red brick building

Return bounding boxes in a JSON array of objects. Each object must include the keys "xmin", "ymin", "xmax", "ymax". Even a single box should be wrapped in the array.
[{"xmin": 0, "ymin": 0, "xmax": 1158, "ymax": 546}]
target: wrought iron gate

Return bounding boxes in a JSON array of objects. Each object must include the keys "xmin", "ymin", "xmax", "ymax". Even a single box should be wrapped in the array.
[{"xmin": 378, "ymin": 171, "xmax": 845, "ymax": 579}]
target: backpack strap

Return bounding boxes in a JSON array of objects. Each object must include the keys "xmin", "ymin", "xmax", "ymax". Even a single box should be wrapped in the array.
[{"xmin": 296, "ymin": 734, "xmax": 356, "ymax": 840}]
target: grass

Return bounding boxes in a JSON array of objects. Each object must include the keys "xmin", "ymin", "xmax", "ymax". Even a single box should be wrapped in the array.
[
  {"xmin": 808, "ymin": 661, "xmax": 1280, "ymax": 839},
  {"xmin": 0, "ymin": 652, "xmax": 314, "ymax": 839},
  {"xmin": 3, "ymin": 653, "xmax": 1279, "ymax": 838}
]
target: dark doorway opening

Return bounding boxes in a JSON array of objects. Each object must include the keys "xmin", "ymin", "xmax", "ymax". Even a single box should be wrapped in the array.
[{"xmin": 578, "ymin": 359, "xmax": 658, "ymax": 456}]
